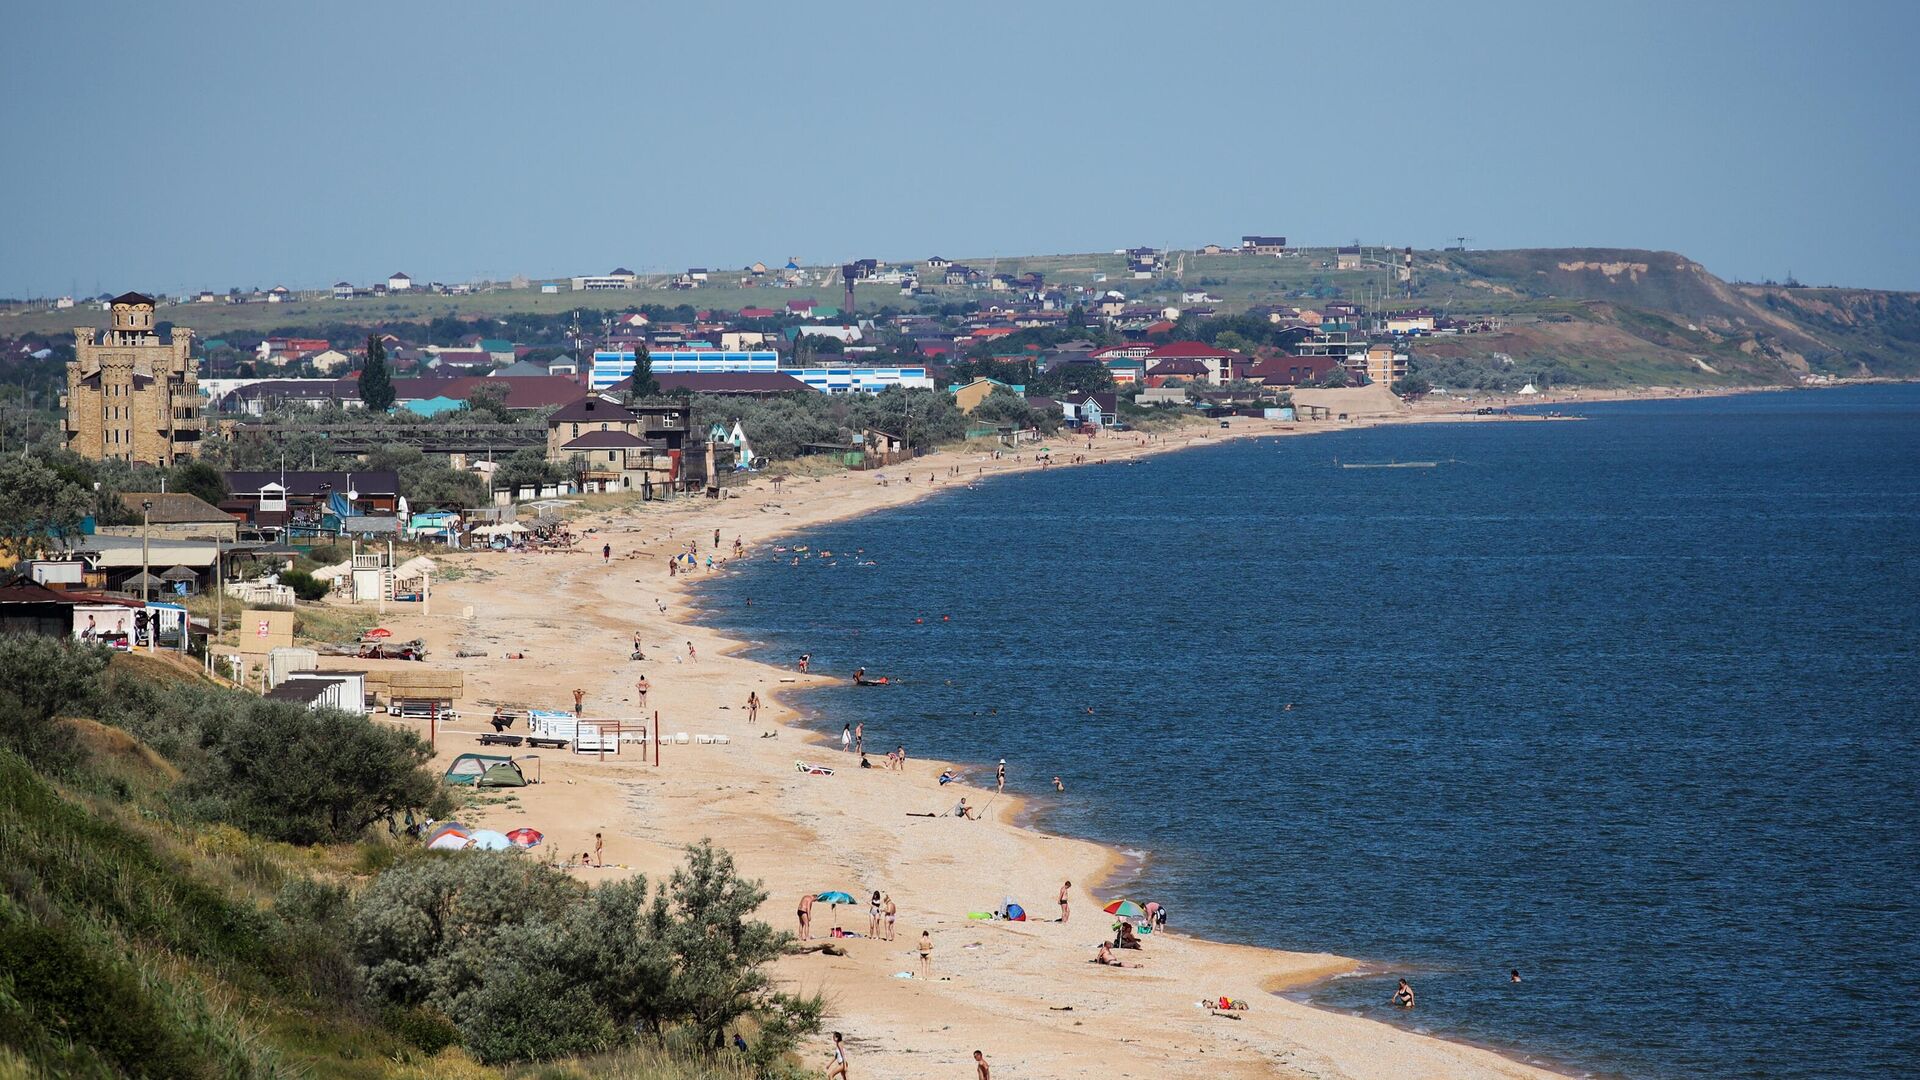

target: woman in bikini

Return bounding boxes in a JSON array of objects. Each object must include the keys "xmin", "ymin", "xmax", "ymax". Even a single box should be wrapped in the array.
[
  {"xmin": 882, "ymin": 894, "xmax": 897, "ymax": 940},
  {"xmin": 868, "ymin": 891, "xmax": 883, "ymax": 938}
]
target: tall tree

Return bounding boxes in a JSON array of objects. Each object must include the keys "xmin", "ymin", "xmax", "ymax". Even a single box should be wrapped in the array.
[
  {"xmin": 627, "ymin": 343, "xmax": 659, "ymax": 399},
  {"xmin": 0, "ymin": 456, "xmax": 92, "ymax": 561},
  {"xmin": 359, "ymin": 335, "xmax": 395, "ymax": 412}
]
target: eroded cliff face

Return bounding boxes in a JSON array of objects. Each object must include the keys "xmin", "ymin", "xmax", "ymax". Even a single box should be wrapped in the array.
[{"xmin": 1433, "ymin": 248, "xmax": 1920, "ymax": 381}]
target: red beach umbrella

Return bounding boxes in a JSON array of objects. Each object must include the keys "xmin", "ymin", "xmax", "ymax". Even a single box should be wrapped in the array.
[
  {"xmin": 505, "ymin": 828, "xmax": 543, "ymax": 848},
  {"xmin": 366, "ymin": 627, "xmax": 393, "ymax": 639}
]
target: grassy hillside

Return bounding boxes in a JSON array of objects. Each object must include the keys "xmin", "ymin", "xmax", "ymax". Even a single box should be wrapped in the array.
[{"xmin": 0, "ymin": 649, "xmax": 797, "ymax": 1080}]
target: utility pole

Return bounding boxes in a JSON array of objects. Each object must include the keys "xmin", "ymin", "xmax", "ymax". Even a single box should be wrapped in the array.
[{"xmin": 140, "ymin": 499, "xmax": 154, "ymax": 651}]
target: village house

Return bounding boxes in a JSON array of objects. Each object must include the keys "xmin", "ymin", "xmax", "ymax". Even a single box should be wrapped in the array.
[
  {"xmin": 93, "ymin": 492, "xmax": 239, "ymax": 542},
  {"xmin": 1241, "ymin": 235, "xmax": 1288, "ymax": 256},
  {"xmin": 1144, "ymin": 341, "xmax": 1251, "ymax": 384},
  {"xmin": 1384, "ymin": 309, "xmax": 1437, "ymax": 335},
  {"xmin": 951, "ymin": 376, "xmax": 1023, "ymax": 414},
  {"xmin": 1364, "ymin": 344, "xmax": 1410, "ymax": 386},
  {"xmin": 1336, "ymin": 247, "xmax": 1364, "ymax": 271},
  {"xmin": 1060, "ymin": 391, "xmax": 1119, "ymax": 428},
  {"xmin": 220, "ymin": 470, "xmax": 400, "ymax": 529},
  {"xmin": 387, "ymin": 271, "xmax": 413, "ymax": 292},
  {"xmin": 1249, "ymin": 355, "xmax": 1339, "ymax": 387}
]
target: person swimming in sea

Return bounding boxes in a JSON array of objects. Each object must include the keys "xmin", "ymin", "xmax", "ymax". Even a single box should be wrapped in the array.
[{"xmin": 1393, "ymin": 978, "xmax": 1416, "ymax": 1008}]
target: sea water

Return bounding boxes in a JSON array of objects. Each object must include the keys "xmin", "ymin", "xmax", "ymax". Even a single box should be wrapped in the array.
[{"xmin": 693, "ymin": 385, "xmax": 1920, "ymax": 1079}]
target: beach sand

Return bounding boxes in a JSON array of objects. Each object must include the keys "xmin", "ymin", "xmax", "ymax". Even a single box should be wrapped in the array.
[{"xmin": 325, "ymin": 411, "xmax": 1586, "ymax": 1079}]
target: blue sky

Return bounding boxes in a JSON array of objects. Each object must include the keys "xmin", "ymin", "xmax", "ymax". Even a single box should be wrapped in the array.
[{"xmin": 3, "ymin": 1, "xmax": 1915, "ymax": 296}]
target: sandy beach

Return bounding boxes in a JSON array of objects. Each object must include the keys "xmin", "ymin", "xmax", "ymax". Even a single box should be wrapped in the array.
[{"xmin": 325, "ymin": 403, "xmax": 1618, "ymax": 1079}]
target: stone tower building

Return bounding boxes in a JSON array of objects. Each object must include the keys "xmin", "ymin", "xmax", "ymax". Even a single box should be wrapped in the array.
[{"xmin": 64, "ymin": 291, "xmax": 203, "ymax": 465}]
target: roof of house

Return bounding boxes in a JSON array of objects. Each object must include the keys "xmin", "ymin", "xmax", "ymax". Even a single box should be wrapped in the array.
[
  {"xmin": 546, "ymin": 394, "xmax": 633, "ymax": 424},
  {"xmin": 0, "ymin": 578, "xmax": 81, "ymax": 606},
  {"xmin": 265, "ymin": 681, "xmax": 331, "ymax": 705},
  {"xmin": 386, "ymin": 375, "xmax": 583, "ymax": 410},
  {"xmin": 1147, "ymin": 340, "xmax": 1243, "ymax": 360},
  {"xmin": 561, "ymin": 430, "xmax": 651, "ymax": 450},
  {"xmin": 656, "ymin": 373, "xmax": 811, "ymax": 396},
  {"xmin": 119, "ymin": 492, "xmax": 233, "ymax": 524},
  {"xmin": 1065, "ymin": 391, "xmax": 1119, "ymax": 411},
  {"xmin": 111, "ymin": 291, "xmax": 155, "ymax": 306},
  {"xmin": 1145, "ymin": 358, "xmax": 1211, "ymax": 376},
  {"xmin": 223, "ymin": 470, "xmax": 400, "ymax": 498}
]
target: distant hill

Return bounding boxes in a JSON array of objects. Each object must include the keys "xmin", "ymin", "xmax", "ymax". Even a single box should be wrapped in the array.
[
  {"xmin": 4, "ymin": 246, "xmax": 1913, "ymax": 388},
  {"xmin": 1416, "ymin": 248, "xmax": 1920, "ymax": 384}
]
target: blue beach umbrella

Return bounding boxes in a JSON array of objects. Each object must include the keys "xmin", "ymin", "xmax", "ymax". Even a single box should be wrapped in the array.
[{"xmin": 816, "ymin": 891, "xmax": 857, "ymax": 905}]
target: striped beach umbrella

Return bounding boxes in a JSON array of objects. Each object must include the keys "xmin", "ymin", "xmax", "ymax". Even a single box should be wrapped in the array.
[
  {"xmin": 505, "ymin": 828, "xmax": 543, "ymax": 848},
  {"xmin": 1102, "ymin": 900, "xmax": 1145, "ymax": 919}
]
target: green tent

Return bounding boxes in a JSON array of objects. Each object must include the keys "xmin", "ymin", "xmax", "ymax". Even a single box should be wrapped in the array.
[{"xmin": 443, "ymin": 753, "xmax": 529, "ymax": 787}]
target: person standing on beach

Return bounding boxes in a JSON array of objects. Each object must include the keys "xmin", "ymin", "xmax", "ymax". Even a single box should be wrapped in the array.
[
  {"xmin": 918, "ymin": 931, "xmax": 933, "ymax": 976},
  {"xmin": 799, "ymin": 653, "xmax": 811, "ymax": 673},
  {"xmin": 1059, "ymin": 881, "xmax": 1071, "ymax": 922},
  {"xmin": 996, "ymin": 759, "xmax": 1006, "ymax": 792},
  {"xmin": 797, "ymin": 893, "xmax": 815, "ymax": 940},
  {"xmin": 841, "ymin": 724, "xmax": 853, "ymax": 753},
  {"xmin": 594, "ymin": 832, "xmax": 604, "ymax": 867},
  {"xmin": 713, "ymin": 527, "xmax": 721, "ymax": 549},
  {"xmin": 973, "ymin": 1050, "xmax": 990, "ymax": 1080},
  {"xmin": 687, "ymin": 641, "xmax": 697, "ymax": 662},
  {"xmin": 602, "ymin": 543, "xmax": 611, "ymax": 565},
  {"xmin": 854, "ymin": 722, "xmax": 863, "ymax": 755},
  {"xmin": 825, "ymin": 1032, "xmax": 848, "ymax": 1080},
  {"xmin": 635, "ymin": 678, "xmax": 650, "ymax": 708},
  {"xmin": 572, "ymin": 688, "xmax": 585, "ymax": 716},
  {"xmin": 882, "ymin": 894, "xmax": 896, "ymax": 939},
  {"xmin": 868, "ymin": 891, "xmax": 882, "ymax": 938},
  {"xmin": 747, "ymin": 691, "xmax": 760, "ymax": 723}
]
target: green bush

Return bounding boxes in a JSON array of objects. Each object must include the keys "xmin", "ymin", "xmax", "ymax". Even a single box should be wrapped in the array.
[
  {"xmin": 0, "ymin": 636, "xmax": 107, "ymax": 768},
  {"xmin": 279, "ymin": 568, "xmax": 331, "ymax": 601},
  {"xmin": 96, "ymin": 677, "xmax": 443, "ymax": 844},
  {"xmin": 349, "ymin": 842, "xmax": 819, "ymax": 1069},
  {"xmin": 380, "ymin": 1004, "xmax": 461, "ymax": 1055}
]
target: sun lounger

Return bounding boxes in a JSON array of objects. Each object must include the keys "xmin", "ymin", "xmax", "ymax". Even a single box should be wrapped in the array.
[
  {"xmin": 673, "ymin": 732, "xmax": 690, "ymax": 744},
  {"xmin": 795, "ymin": 761, "xmax": 835, "ymax": 776},
  {"xmin": 477, "ymin": 733, "xmax": 523, "ymax": 747}
]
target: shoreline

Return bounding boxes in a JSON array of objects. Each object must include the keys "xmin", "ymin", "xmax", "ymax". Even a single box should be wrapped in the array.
[{"xmin": 337, "ymin": 385, "xmax": 1821, "ymax": 1079}]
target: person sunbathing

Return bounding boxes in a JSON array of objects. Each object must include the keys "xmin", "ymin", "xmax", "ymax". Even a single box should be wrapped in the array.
[
  {"xmin": 1093, "ymin": 942, "xmax": 1139, "ymax": 967},
  {"xmin": 1114, "ymin": 923, "xmax": 1143, "ymax": 949}
]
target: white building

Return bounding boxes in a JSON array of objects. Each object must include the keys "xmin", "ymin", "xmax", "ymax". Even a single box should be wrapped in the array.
[
  {"xmin": 387, "ymin": 272, "xmax": 413, "ymax": 292},
  {"xmin": 572, "ymin": 267, "xmax": 638, "ymax": 291}
]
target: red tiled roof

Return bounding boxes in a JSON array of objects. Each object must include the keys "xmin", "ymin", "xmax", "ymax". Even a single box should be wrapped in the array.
[
  {"xmin": 656, "ymin": 373, "xmax": 811, "ymax": 396},
  {"xmin": 1147, "ymin": 340, "xmax": 1240, "ymax": 360}
]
